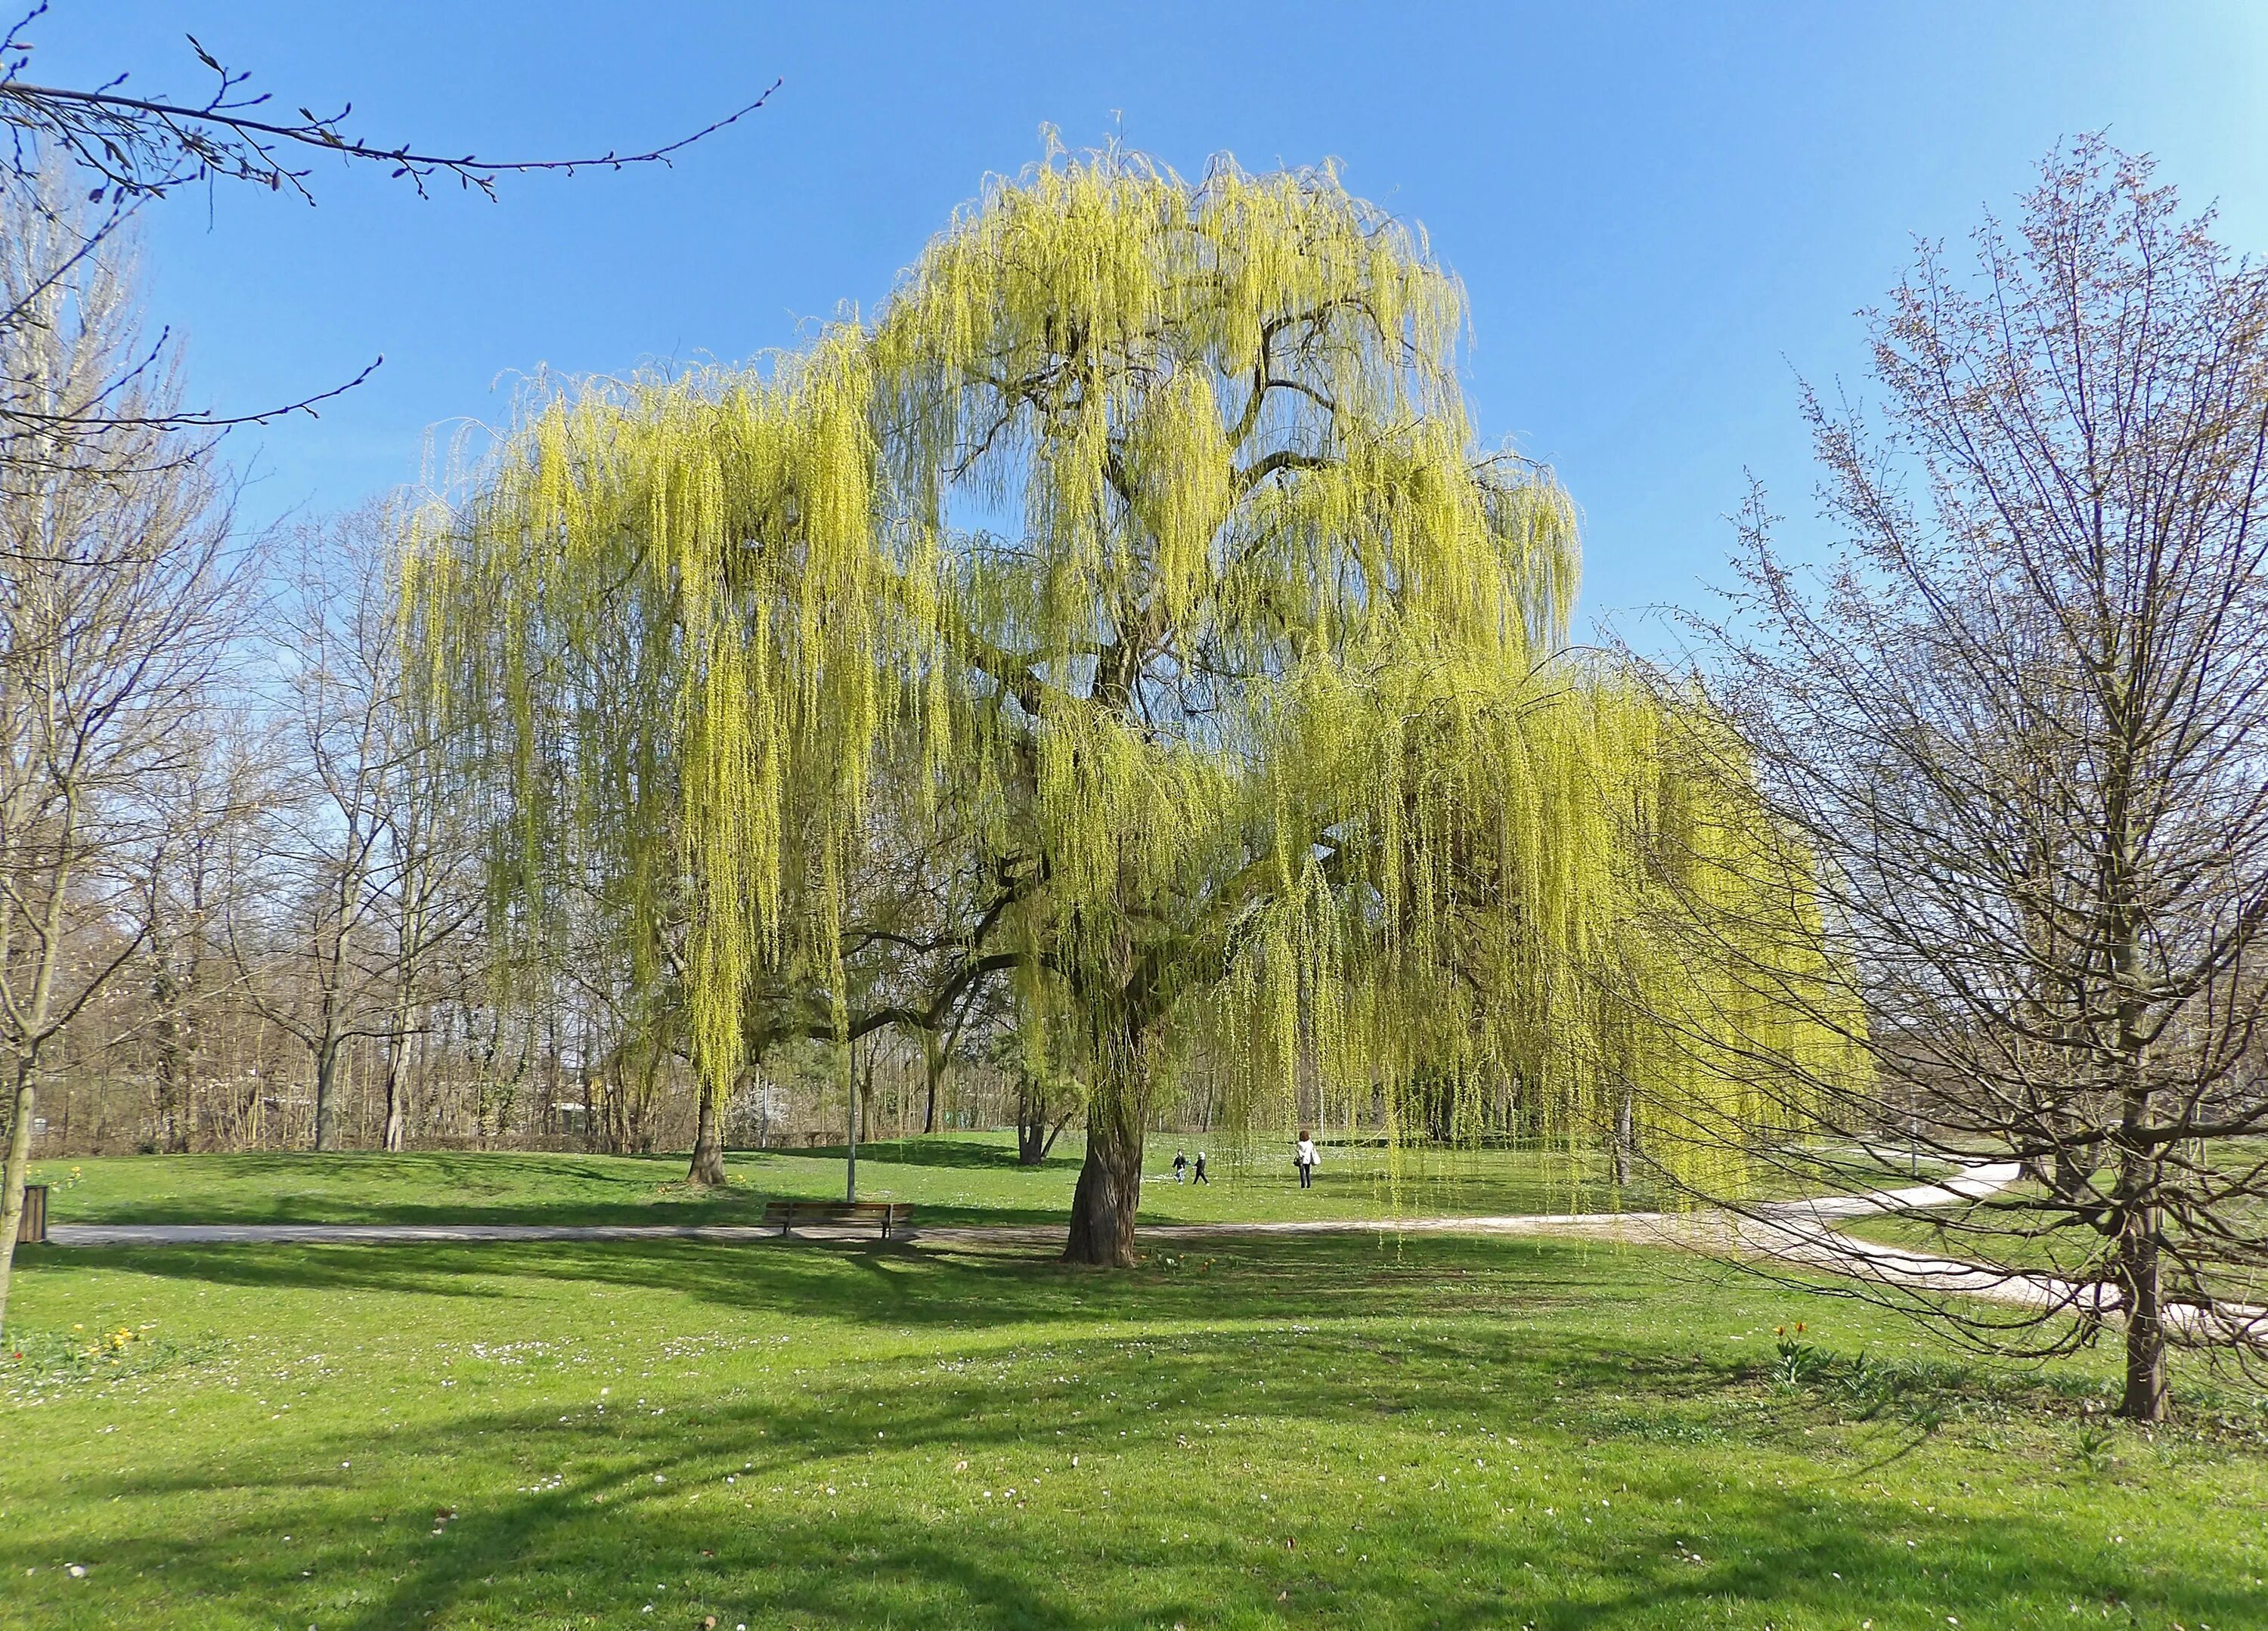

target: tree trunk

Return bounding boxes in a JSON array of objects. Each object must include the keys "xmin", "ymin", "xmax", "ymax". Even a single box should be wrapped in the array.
[
  {"xmin": 380, "ymin": 1026, "xmax": 410, "ymax": 1153},
  {"xmin": 1064, "ymin": 1094, "xmax": 1143, "ymax": 1266},
  {"xmin": 312, "ymin": 1037, "xmax": 342, "ymax": 1152},
  {"xmin": 151, "ymin": 968, "xmax": 189, "ymax": 1153},
  {"xmin": 1613, "ymin": 1088, "xmax": 1637, "ymax": 1187},
  {"xmin": 845, "ymin": 1046, "xmax": 860, "ymax": 1202},
  {"xmin": 1016, "ymin": 1074, "xmax": 1050, "ymax": 1165},
  {"xmin": 2118, "ymin": 1195, "xmax": 2168, "ymax": 1422},
  {"xmin": 687, "ymin": 1080, "xmax": 727, "ymax": 1187},
  {"xmin": 0, "ymin": 1066, "xmax": 36, "ymax": 1335},
  {"xmin": 922, "ymin": 1038, "xmax": 942, "ymax": 1135}
]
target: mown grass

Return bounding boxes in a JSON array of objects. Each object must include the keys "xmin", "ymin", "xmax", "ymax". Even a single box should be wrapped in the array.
[
  {"xmin": 3, "ymin": 1174, "xmax": 2263, "ymax": 1630},
  {"xmin": 24, "ymin": 1134, "xmax": 1684, "ymax": 1231}
]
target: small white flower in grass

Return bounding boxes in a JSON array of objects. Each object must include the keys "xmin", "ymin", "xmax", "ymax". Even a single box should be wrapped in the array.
[
  {"xmin": 654, "ymin": 1475, "xmax": 666, "ymax": 1484},
  {"xmin": 66, "ymin": 1564, "xmax": 85, "ymax": 1579}
]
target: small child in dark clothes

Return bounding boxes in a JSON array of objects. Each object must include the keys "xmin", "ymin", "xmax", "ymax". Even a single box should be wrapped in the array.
[
  {"xmin": 1193, "ymin": 1152, "xmax": 1210, "ymax": 1184},
  {"xmin": 1172, "ymin": 1149, "xmax": 1188, "ymax": 1184}
]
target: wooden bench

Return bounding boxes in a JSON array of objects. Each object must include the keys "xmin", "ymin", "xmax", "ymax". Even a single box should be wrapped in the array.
[{"xmin": 760, "ymin": 1199, "xmax": 913, "ymax": 1240}]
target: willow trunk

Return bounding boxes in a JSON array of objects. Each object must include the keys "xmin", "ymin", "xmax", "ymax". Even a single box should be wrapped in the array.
[
  {"xmin": 687, "ymin": 1080, "xmax": 728, "ymax": 1187},
  {"xmin": 1064, "ymin": 1073, "xmax": 1145, "ymax": 1267},
  {"xmin": 922, "ymin": 1037, "xmax": 943, "ymax": 1135}
]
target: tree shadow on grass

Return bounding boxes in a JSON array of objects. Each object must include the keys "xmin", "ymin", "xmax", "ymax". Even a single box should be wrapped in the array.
[
  {"xmin": 6, "ymin": 1282, "xmax": 2242, "ymax": 1631},
  {"xmin": 20, "ymin": 1233, "xmax": 1645, "ymax": 1339}
]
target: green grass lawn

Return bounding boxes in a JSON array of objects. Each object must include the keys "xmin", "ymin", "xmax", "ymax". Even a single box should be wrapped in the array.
[
  {"xmin": 4, "ymin": 1153, "xmax": 2264, "ymax": 1629},
  {"xmin": 23, "ymin": 1134, "xmax": 1687, "ymax": 1231}
]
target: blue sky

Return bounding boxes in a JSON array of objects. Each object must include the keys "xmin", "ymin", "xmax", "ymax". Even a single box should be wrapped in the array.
[{"xmin": 41, "ymin": 2, "xmax": 2268, "ymax": 635}]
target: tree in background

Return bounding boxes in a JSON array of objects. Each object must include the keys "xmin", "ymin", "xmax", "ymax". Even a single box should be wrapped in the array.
[
  {"xmin": 0, "ymin": 172, "xmax": 238, "ymax": 1332},
  {"xmin": 230, "ymin": 512, "xmax": 478, "ymax": 1152},
  {"xmin": 1643, "ymin": 139, "xmax": 2268, "ymax": 1422},
  {"xmin": 0, "ymin": 8, "xmax": 775, "ymax": 1196},
  {"xmin": 415, "ymin": 145, "xmax": 1842, "ymax": 1264},
  {"xmin": 119, "ymin": 707, "xmax": 266, "ymax": 1152}
]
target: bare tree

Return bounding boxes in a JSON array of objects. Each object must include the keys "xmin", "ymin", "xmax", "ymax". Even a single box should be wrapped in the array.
[
  {"xmin": 116, "ymin": 707, "xmax": 267, "ymax": 1150},
  {"xmin": 0, "ymin": 5, "xmax": 775, "ymax": 454},
  {"xmin": 373, "ymin": 718, "xmax": 476, "ymax": 1153},
  {"xmin": 0, "ymin": 171, "xmax": 238, "ymax": 1331},
  {"xmin": 231, "ymin": 511, "xmax": 476, "ymax": 1152},
  {"xmin": 0, "ymin": 5, "xmax": 777, "ymax": 205},
  {"xmin": 1645, "ymin": 138, "xmax": 2268, "ymax": 1422}
]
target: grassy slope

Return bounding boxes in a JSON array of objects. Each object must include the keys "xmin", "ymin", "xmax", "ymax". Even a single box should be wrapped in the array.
[{"xmin": 3, "ymin": 1166, "xmax": 2263, "ymax": 1629}]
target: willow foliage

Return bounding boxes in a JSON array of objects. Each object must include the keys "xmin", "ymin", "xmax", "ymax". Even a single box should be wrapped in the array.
[{"xmin": 409, "ymin": 144, "xmax": 1842, "ymax": 1259}]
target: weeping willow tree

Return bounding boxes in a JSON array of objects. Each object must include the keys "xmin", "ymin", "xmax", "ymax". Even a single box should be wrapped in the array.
[{"xmin": 411, "ymin": 144, "xmax": 1842, "ymax": 1264}]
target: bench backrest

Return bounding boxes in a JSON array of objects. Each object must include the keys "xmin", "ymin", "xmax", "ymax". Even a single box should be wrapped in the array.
[{"xmin": 761, "ymin": 1199, "xmax": 911, "ymax": 1218}]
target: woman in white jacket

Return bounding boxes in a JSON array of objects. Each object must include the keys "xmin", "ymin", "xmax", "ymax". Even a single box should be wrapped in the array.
[{"xmin": 1294, "ymin": 1131, "xmax": 1318, "ymax": 1190}]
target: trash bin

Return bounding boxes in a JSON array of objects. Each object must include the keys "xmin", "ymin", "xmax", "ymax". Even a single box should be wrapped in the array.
[{"xmin": 15, "ymin": 1183, "xmax": 45, "ymax": 1245}]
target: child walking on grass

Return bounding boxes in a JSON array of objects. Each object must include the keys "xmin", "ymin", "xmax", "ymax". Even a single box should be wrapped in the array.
[{"xmin": 1295, "ymin": 1131, "xmax": 1318, "ymax": 1190}]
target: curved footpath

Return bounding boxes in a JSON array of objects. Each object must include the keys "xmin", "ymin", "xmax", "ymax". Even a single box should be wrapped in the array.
[{"xmin": 40, "ymin": 1163, "xmax": 2266, "ymax": 1344}]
